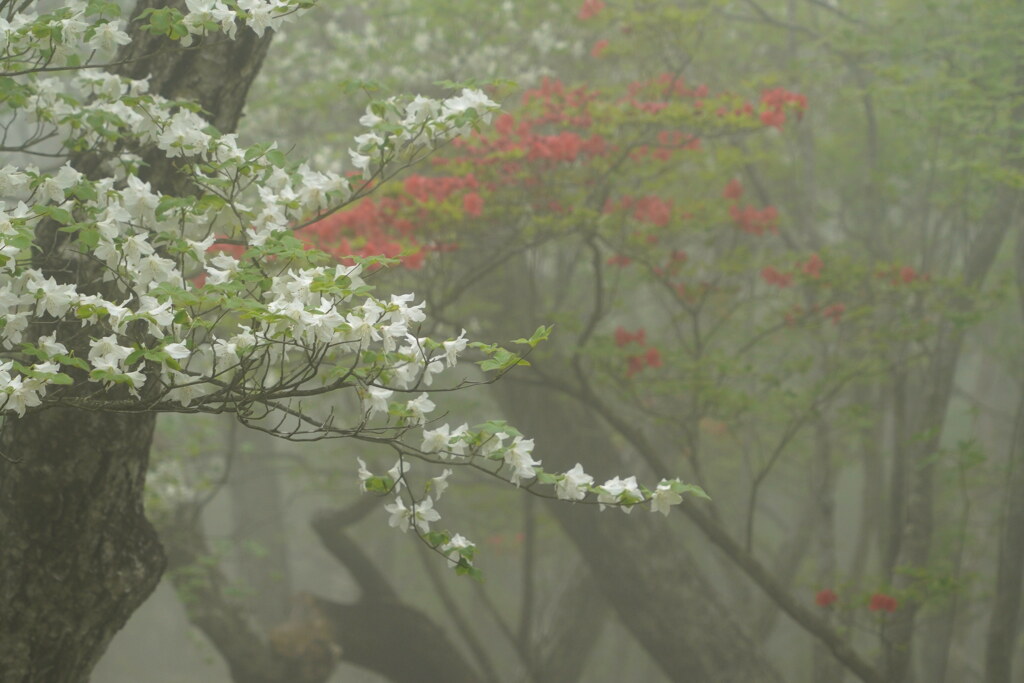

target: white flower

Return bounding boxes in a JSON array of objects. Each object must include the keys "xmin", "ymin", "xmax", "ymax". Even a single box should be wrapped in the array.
[
  {"xmin": 162, "ymin": 342, "xmax": 191, "ymax": 361},
  {"xmin": 442, "ymin": 533, "xmax": 473, "ymax": 568},
  {"xmin": 430, "ymin": 469, "xmax": 452, "ymax": 500},
  {"xmin": 597, "ymin": 476, "xmax": 644, "ymax": 512},
  {"xmin": 385, "ymin": 497, "xmax": 411, "ymax": 532},
  {"xmin": 387, "ymin": 458, "xmax": 410, "ymax": 491},
  {"xmin": 356, "ymin": 457, "xmax": 373, "ymax": 492},
  {"xmin": 388, "ymin": 293, "xmax": 426, "ymax": 325},
  {"xmin": 480, "ymin": 430, "xmax": 507, "ymax": 458},
  {"xmin": 650, "ymin": 481, "xmax": 684, "ymax": 516},
  {"xmin": 421, "ymin": 423, "xmax": 452, "ymax": 453},
  {"xmin": 406, "ymin": 392, "xmax": 435, "ymax": 424},
  {"xmin": 88, "ymin": 335, "xmax": 132, "ymax": 369},
  {"xmin": 385, "ymin": 495, "xmax": 441, "ymax": 533},
  {"xmin": 359, "ymin": 104, "xmax": 384, "ymax": 128},
  {"xmin": 411, "ymin": 496, "xmax": 441, "ymax": 532},
  {"xmin": 86, "ymin": 20, "xmax": 130, "ymax": 53},
  {"xmin": 365, "ymin": 386, "xmax": 392, "ymax": 418},
  {"xmin": 3, "ymin": 376, "xmax": 42, "ymax": 417},
  {"xmin": 555, "ymin": 463, "xmax": 594, "ymax": 501},
  {"xmin": 137, "ymin": 296, "xmax": 174, "ymax": 336},
  {"xmin": 34, "ymin": 276, "xmax": 78, "ymax": 318},
  {"xmin": 442, "ymin": 329, "xmax": 468, "ymax": 367},
  {"xmin": 37, "ymin": 334, "xmax": 67, "ymax": 357},
  {"xmin": 349, "ymin": 150, "xmax": 372, "ymax": 179},
  {"xmin": 504, "ymin": 435, "xmax": 540, "ymax": 485},
  {"xmin": 447, "ymin": 424, "xmax": 470, "ymax": 456},
  {"xmin": 442, "ymin": 88, "xmax": 499, "ymax": 122}
]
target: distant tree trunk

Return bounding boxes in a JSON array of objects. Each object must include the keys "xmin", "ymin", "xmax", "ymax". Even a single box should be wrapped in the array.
[
  {"xmin": 228, "ymin": 422, "xmax": 293, "ymax": 629},
  {"xmin": 811, "ymin": 419, "xmax": 842, "ymax": 683},
  {"xmin": 493, "ymin": 379, "xmax": 783, "ymax": 683},
  {"xmin": 530, "ymin": 569, "xmax": 608, "ymax": 683},
  {"xmin": 984, "ymin": 222, "xmax": 1024, "ymax": 683},
  {"xmin": 0, "ymin": 3, "xmax": 273, "ymax": 679},
  {"xmin": 884, "ymin": 189, "xmax": 1015, "ymax": 682}
]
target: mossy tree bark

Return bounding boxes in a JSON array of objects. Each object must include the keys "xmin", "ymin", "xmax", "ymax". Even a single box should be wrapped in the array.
[{"xmin": 0, "ymin": 3, "xmax": 273, "ymax": 679}]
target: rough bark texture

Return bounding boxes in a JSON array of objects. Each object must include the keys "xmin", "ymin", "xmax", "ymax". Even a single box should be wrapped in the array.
[
  {"xmin": 0, "ymin": 3, "xmax": 273, "ymax": 680},
  {"xmin": 0, "ymin": 409, "xmax": 161, "ymax": 682}
]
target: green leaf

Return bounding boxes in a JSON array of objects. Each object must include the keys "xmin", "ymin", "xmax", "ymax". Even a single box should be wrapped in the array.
[
  {"xmin": 424, "ymin": 531, "xmax": 449, "ymax": 547},
  {"xmin": 669, "ymin": 481, "xmax": 711, "ymax": 500},
  {"xmin": 536, "ymin": 471, "xmax": 559, "ymax": 485},
  {"xmin": 512, "ymin": 324, "xmax": 553, "ymax": 348},
  {"xmin": 363, "ymin": 476, "xmax": 394, "ymax": 494}
]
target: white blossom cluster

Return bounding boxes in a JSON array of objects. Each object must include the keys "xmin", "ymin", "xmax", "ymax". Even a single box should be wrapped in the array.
[{"xmin": 0, "ymin": 1, "xmax": 701, "ymax": 574}]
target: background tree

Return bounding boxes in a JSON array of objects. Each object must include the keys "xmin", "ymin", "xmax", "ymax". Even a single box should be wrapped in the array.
[{"xmin": 0, "ymin": 2, "xmax": 699, "ymax": 681}]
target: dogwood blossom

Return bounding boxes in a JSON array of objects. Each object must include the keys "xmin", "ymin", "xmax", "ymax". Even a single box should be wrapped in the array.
[
  {"xmin": 597, "ymin": 476, "xmax": 645, "ymax": 512},
  {"xmin": 650, "ymin": 481, "xmax": 684, "ymax": 516},
  {"xmin": 555, "ymin": 463, "xmax": 594, "ymax": 501},
  {"xmin": 504, "ymin": 435, "xmax": 540, "ymax": 485}
]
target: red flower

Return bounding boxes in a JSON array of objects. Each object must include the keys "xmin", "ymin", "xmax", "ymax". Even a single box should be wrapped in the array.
[
  {"xmin": 899, "ymin": 265, "xmax": 918, "ymax": 283},
  {"xmin": 644, "ymin": 347, "xmax": 663, "ymax": 368},
  {"xmin": 821, "ymin": 302, "xmax": 845, "ymax": 324},
  {"xmin": 626, "ymin": 355, "xmax": 646, "ymax": 378},
  {"xmin": 632, "ymin": 195, "xmax": 672, "ymax": 227},
  {"xmin": 401, "ymin": 249, "xmax": 425, "ymax": 270},
  {"xmin": 577, "ymin": 0, "xmax": 606, "ymax": 20},
  {"xmin": 606, "ymin": 253, "xmax": 632, "ymax": 267},
  {"xmin": 462, "ymin": 192, "xmax": 484, "ymax": 217},
  {"xmin": 723, "ymin": 179, "xmax": 744, "ymax": 200},
  {"xmin": 868, "ymin": 593, "xmax": 898, "ymax": 613},
  {"xmin": 614, "ymin": 326, "xmax": 646, "ymax": 347},
  {"xmin": 815, "ymin": 589, "xmax": 839, "ymax": 607},
  {"xmin": 590, "ymin": 39, "xmax": 609, "ymax": 58},
  {"xmin": 801, "ymin": 253, "xmax": 823, "ymax": 278},
  {"xmin": 760, "ymin": 108, "xmax": 786, "ymax": 129},
  {"xmin": 761, "ymin": 266, "xmax": 792, "ymax": 288}
]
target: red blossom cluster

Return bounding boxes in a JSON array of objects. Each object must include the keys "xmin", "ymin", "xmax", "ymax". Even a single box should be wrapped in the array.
[
  {"xmin": 760, "ymin": 87, "xmax": 808, "ymax": 129},
  {"xmin": 613, "ymin": 326, "xmax": 663, "ymax": 377},
  {"xmin": 298, "ymin": 76, "xmax": 804, "ymax": 285},
  {"xmin": 303, "ymin": 172, "xmax": 483, "ymax": 268},
  {"xmin": 821, "ymin": 302, "xmax": 846, "ymax": 325},
  {"xmin": 760, "ymin": 266, "xmax": 793, "ymax": 287},
  {"xmin": 627, "ymin": 348, "xmax": 663, "ymax": 377},
  {"xmin": 721, "ymin": 178, "xmax": 779, "ymax": 235},
  {"xmin": 801, "ymin": 253, "xmax": 824, "ymax": 278},
  {"xmin": 875, "ymin": 264, "xmax": 926, "ymax": 286},
  {"xmin": 868, "ymin": 593, "xmax": 899, "ymax": 613},
  {"xmin": 729, "ymin": 204, "xmax": 779, "ymax": 236},
  {"xmin": 577, "ymin": 0, "xmax": 606, "ymax": 20},
  {"xmin": 814, "ymin": 589, "xmax": 899, "ymax": 613},
  {"xmin": 815, "ymin": 589, "xmax": 839, "ymax": 607}
]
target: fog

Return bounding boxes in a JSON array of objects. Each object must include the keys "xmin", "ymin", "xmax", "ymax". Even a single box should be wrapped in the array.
[{"xmin": 77, "ymin": 1, "xmax": 1024, "ymax": 681}]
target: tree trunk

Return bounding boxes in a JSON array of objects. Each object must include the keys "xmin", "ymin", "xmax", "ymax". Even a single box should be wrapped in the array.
[
  {"xmin": 228, "ymin": 422, "xmax": 293, "ymax": 630},
  {"xmin": 0, "ymin": 3, "xmax": 274, "ymax": 679},
  {"xmin": 984, "ymin": 221, "xmax": 1024, "ymax": 683},
  {"xmin": 0, "ymin": 409, "xmax": 162, "ymax": 682}
]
